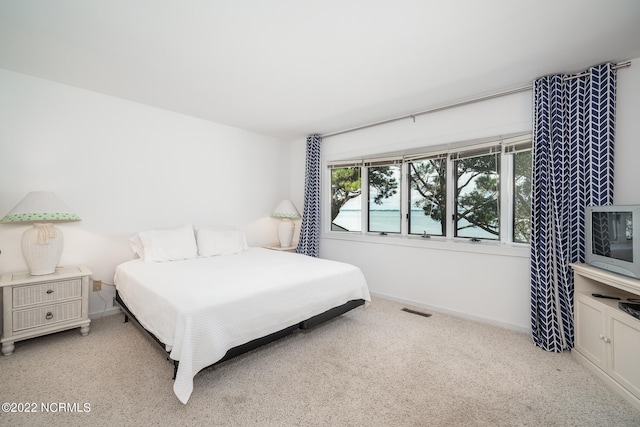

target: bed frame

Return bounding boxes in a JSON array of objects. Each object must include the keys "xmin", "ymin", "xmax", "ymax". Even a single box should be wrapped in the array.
[{"xmin": 114, "ymin": 291, "xmax": 365, "ymax": 379}]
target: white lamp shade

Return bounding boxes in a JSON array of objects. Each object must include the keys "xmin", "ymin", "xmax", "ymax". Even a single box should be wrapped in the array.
[
  {"xmin": 1, "ymin": 191, "xmax": 80, "ymax": 275},
  {"xmin": 1, "ymin": 191, "xmax": 81, "ymax": 223},
  {"xmin": 271, "ymin": 200, "xmax": 301, "ymax": 219}
]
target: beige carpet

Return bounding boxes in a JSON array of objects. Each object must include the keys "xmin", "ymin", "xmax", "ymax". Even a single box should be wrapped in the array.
[{"xmin": 2, "ymin": 297, "xmax": 639, "ymax": 427}]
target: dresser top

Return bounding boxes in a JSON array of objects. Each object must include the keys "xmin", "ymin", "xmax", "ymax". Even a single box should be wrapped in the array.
[
  {"xmin": 571, "ymin": 263, "xmax": 640, "ymax": 296},
  {"xmin": 0, "ymin": 266, "xmax": 92, "ymax": 286}
]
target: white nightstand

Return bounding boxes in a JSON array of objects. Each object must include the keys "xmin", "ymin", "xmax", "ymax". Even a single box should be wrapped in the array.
[{"xmin": 1, "ymin": 266, "xmax": 92, "ymax": 355}]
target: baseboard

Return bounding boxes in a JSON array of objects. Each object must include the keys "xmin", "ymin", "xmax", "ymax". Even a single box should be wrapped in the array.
[
  {"xmin": 89, "ymin": 306, "xmax": 121, "ymax": 319},
  {"xmin": 572, "ymin": 349, "xmax": 640, "ymax": 412},
  {"xmin": 369, "ymin": 291, "xmax": 530, "ymax": 334}
]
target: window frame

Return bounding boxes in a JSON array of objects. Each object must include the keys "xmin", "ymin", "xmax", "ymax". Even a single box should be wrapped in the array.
[
  {"xmin": 323, "ymin": 134, "xmax": 532, "ymax": 248},
  {"xmin": 505, "ymin": 138, "xmax": 533, "ymax": 244},
  {"xmin": 367, "ymin": 159, "xmax": 402, "ymax": 234},
  {"xmin": 453, "ymin": 148, "xmax": 501, "ymax": 241},
  {"xmin": 407, "ymin": 154, "xmax": 448, "ymax": 237},
  {"xmin": 328, "ymin": 162, "xmax": 363, "ymax": 233}
]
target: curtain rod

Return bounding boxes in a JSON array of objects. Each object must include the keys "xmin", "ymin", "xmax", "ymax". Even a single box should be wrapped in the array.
[
  {"xmin": 321, "ymin": 61, "xmax": 632, "ymax": 139},
  {"xmin": 563, "ymin": 61, "xmax": 630, "ymax": 81}
]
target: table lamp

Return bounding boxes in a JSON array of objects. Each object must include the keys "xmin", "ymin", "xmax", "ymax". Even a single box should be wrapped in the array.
[
  {"xmin": 1, "ymin": 191, "xmax": 81, "ymax": 275},
  {"xmin": 271, "ymin": 200, "xmax": 301, "ymax": 249}
]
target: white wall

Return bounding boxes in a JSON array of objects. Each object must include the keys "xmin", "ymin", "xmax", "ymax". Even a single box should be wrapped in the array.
[
  {"xmin": 3, "ymin": 57, "xmax": 638, "ymax": 327},
  {"xmin": 0, "ymin": 69, "xmax": 290, "ymax": 316},
  {"xmin": 613, "ymin": 59, "xmax": 640, "ymax": 205},
  {"xmin": 290, "ymin": 58, "xmax": 640, "ymax": 332}
]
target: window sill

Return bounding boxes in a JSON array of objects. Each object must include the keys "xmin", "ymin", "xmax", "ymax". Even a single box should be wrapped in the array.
[{"xmin": 321, "ymin": 232, "xmax": 530, "ymax": 258}]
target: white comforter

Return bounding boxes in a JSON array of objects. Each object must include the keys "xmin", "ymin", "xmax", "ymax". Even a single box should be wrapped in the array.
[{"xmin": 113, "ymin": 247, "xmax": 370, "ymax": 403}]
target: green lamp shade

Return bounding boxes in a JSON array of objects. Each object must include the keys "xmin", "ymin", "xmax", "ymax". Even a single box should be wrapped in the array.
[
  {"xmin": 1, "ymin": 191, "xmax": 81, "ymax": 223},
  {"xmin": 271, "ymin": 200, "xmax": 301, "ymax": 219}
]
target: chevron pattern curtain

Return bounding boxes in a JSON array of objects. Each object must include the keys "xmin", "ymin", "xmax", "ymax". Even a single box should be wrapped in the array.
[
  {"xmin": 296, "ymin": 134, "xmax": 322, "ymax": 257},
  {"xmin": 530, "ymin": 63, "xmax": 616, "ymax": 352}
]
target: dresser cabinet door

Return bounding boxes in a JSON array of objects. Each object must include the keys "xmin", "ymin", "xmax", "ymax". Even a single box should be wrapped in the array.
[
  {"xmin": 574, "ymin": 294, "xmax": 607, "ymax": 369},
  {"xmin": 609, "ymin": 309, "xmax": 640, "ymax": 400}
]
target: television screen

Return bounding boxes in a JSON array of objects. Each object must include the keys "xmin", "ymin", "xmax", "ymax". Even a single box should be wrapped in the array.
[{"xmin": 591, "ymin": 211, "xmax": 633, "ymax": 262}]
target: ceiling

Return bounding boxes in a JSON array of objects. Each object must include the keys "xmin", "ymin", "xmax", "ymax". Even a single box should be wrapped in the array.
[{"xmin": 1, "ymin": 1, "xmax": 640, "ymax": 141}]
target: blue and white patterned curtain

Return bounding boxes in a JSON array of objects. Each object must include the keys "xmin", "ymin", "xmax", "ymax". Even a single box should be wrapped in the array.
[
  {"xmin": 530, "ymin": 63, "xmax": 616, "ymax": 352},
  {"xmin": 296, "ymin": 134, "xmax": 322, "ymax": 257}
]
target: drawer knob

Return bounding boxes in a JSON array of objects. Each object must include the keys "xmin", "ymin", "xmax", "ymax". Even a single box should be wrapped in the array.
[
  {"xmin": 45, "ymin": 312, "xmax": 53, "ymax": 320},
  {"xmin": 46, "ymin": 289, "xmax": 54, "ymax": 294}
]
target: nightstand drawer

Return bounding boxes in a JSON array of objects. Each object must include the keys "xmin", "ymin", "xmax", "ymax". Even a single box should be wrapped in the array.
[
  {"xmin": 13, "ymin": 301, "xmax": 82, "ymax": 332},
  {"xmin": 12, "ymin": 279, "xmax": 82, "ymax": 308}
]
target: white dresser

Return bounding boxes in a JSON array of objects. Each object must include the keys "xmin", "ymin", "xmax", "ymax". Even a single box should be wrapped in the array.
[
  {"xmin": 572, "ymin": 263, "xmax": 640, "ymax": 411},
  {"xmin": 1, "ymin": 266, "xmax": 92, "ymax": 355}
]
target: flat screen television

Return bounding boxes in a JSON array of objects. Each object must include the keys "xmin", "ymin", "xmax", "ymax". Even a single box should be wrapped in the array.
[{"xmin": 585, "ymin": 204, "xmax": 640, "ymax": 279}]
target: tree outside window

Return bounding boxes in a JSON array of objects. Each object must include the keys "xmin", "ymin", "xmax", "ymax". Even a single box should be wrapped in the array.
[
  {"xmin": 330, "ymin": 166, "xmax": 361, "ymax": 231},
  {"xmin": 368, "ymin": 165, "xmax": 400, "ymax": 233},
  {"xmin": 409, "ymin": 157, "xmax": 446, "ymax": 236},
  {"xmin": 328, "ymin": 136, "xmax": 531, "ymax": 243},
  {"xmin": 513, "ymin": 150, "xmax": 532, "ymax": 243},
  {"xmin": 454, "ymin": 154, "xmax": 500, "ymax": 239}
]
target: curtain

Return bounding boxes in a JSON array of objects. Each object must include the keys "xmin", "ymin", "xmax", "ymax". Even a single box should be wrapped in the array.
[
  {"xmin": 530, "ymin": 63, "xmax": 616, "ymax": 352},
  {"xmin": 296, "ymin": 134, "xmax": 322, "ymax": 257}
]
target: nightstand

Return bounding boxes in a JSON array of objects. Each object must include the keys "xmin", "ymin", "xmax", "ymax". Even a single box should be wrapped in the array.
[{"xmin": 1, "ymin": 266, "xmax": 92, "ymax": 355}]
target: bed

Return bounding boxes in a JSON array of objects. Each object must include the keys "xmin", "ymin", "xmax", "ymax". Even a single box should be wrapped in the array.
[{"xmin": 113, "ymin": 225, "xmax": 370, "ymax": 404}]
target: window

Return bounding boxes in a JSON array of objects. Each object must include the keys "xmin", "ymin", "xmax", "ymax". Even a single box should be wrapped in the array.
[
  {"xmin": 368, "ymin": 163, "xmax": 400, "ymax": 233},
  {"xmin": 330, "ymin": 165, "xmax": 361, "ymax": 232},
  {"xmin": 505, "ymin": 138, "xmax": 533, "ymax": 244},
  {"xmin": 453, "ymin": 146, "xmax": 500, "ymax": 240},
  {"xmin": 327, "ymin": 134, "xmax": 532, "ymax": 245},
  {"xmin": 513, "ymin": 150, "xmax": 532, "ymax": 243},
  {"xmin": 408, "ymin": 156, "xmax": 446, "ymax": 236}
]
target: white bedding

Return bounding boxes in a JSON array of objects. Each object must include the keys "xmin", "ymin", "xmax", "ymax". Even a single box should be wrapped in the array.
[{"xmin": 113, "ymin": 247, "xmax": 370, "ymax": 403}]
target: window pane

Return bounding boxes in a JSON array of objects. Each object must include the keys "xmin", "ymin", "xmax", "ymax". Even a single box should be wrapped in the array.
[
  {"xmin": 455, "ymin": 154, "xmax": 499, "ymax": 240},
  {"xmin": 408, "ymin": 158, "xmax": 447, "ymax": 236},
  {"xmin": 513, "ymin": 150, "xmax": 532, "ymax": 243},
  {"xmin": 331, "ymin": 167, "xmax": 361, "ymax": 232},
  {"xmin": 368, "ymin": 165, "xmax": 400, "ymax": 233}
]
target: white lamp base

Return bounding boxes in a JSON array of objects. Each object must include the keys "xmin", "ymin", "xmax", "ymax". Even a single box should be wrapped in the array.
[
  {"xmin": 22, "ymin": 223, "xmax": 62, "ymax": 275},
  {"xmin": 277, "ymin": 219, "xmax": 295, "ymax": 248}
]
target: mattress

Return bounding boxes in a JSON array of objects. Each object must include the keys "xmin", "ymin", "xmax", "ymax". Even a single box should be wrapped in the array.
[{"xmin": 113, "ymin": 247, "xmax": 370, "ymax": 403}]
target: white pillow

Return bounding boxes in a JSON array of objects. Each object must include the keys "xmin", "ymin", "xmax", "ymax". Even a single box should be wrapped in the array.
[
  {"xmin": 128, "ymin": 234, "xmax": 145, "ymax": 259},
  {"xmin": 197, "ymin": 229, "xmax": 248, "ymax": 256},
  {"xmin": 134, "ymin": 223, "xmax": 198, "ymax": 262}
]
